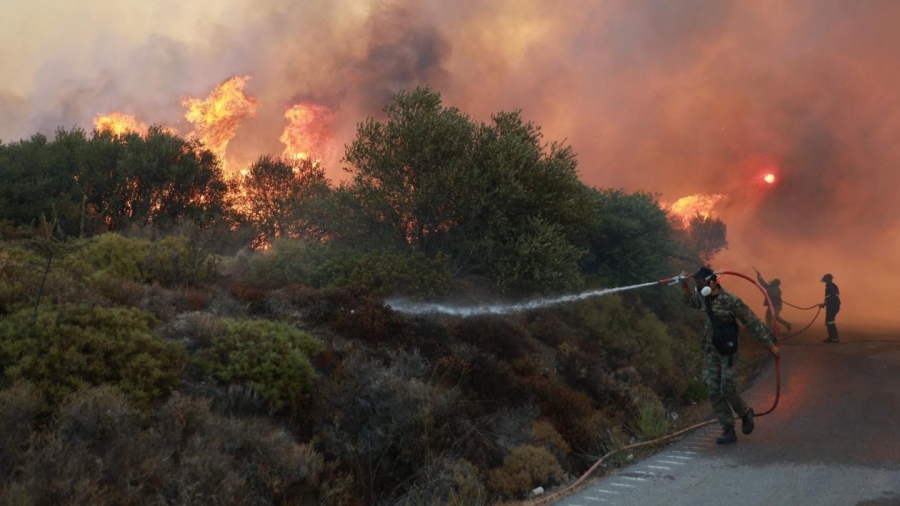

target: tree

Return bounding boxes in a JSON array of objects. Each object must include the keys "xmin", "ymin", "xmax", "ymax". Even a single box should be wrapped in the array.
[
  {"xmin": 342, "ymin": 87, "xmax": 476, "ymax": 254},
  {"xmin": 0, "ymin": 129, "xmax": 88, "ymax": 238},
  {"xmin": 229, "ymin": 155, "xmax": 332, "ymax": 249},
  {"xmin": 96, "ymin": 127, "xmax": 228, "ymax": 230},
  {"xmin": 340, "ymin": 87, "xmax": 594, "ymax": 292},
  {"xmin": 686, "ymin": 213, "xmax": 728, "ymax": 263},
  {"xmin": 578, "ymin": 188, "xmax": 680, "ymax": 285}
]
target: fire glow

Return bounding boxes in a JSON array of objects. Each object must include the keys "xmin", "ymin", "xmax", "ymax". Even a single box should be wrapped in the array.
[
  {"xmin": 667, "ymin": 193, "xmax": 724, "ymax": 228},
  {"xmin": 182, "ymin": 75, "xmax": 259, "ymax": 168},
  {"xmin": 763, "ymin": 173, "xmax": 776, "ymax": 184},
  {"xmin": 280, "ymin": 103, "xmax": 335, "ymax": 162},
  {"xmin": 93, "ymin": 75, "xmax": 336, "ymax": 175},
  {"xmin": 94, "ymin": 113, "xmax": 148, "ymax": 136}
]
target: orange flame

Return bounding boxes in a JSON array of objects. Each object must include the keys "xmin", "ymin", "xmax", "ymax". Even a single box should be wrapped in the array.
[
  {"xmin": 182, "ymin": 75, "xmax": 258, "ymax": 168},
  {"xmin": 667, "ymin": 193, "xmax": 724, "ymax": 228},
  {"xmin": 93, "ymin": 113, "xmax": 148, "ymax": 136},
  {"xmin": 279, "ymin": 102, "xmax": 334, "ymax": 162}
]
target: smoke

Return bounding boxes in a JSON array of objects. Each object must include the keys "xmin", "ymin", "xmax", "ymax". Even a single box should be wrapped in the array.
[{"xmin": 3, "ymin": 0, "xmax": 899, "ymax": 328}]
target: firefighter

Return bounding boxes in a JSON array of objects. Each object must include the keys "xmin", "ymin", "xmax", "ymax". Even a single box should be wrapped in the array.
[
  {"xmin": 681, "ymin": 267, "xmax": 780, "ymax": 444},
  {"xmin": 820, "ymin": 273, "xmax": 841, "ymax": 343},
  {"xmin": 755, "ymin": 269, "xmax": 792, "ymax": 332}
]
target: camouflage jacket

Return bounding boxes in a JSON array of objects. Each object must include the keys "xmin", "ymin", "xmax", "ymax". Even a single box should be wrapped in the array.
[{"xmin": 684, "ymin": 289, "xmax": 777, "ymax": 354}]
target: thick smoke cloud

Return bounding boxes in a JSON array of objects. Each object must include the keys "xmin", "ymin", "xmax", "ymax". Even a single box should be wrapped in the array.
[{"xmin": 2, "ymin": 0, "xmax": 899, "ymax": 327}]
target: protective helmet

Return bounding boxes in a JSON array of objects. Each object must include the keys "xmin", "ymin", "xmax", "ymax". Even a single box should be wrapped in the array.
[
  {"xmin": 771, "ymin": 278, "xmax": 781, "ymax": 286},
  {"xmin": 693, "ymin": 267, "xmax": 717, "ymax": 281},
  {"xmin": 821, "ymin": 273, "xmax": 833, "ymax": 282}
]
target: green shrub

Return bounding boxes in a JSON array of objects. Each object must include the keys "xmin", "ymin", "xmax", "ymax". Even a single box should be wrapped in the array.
[
  {"xmin": 0, "ymin": 304, "xmax": 186, "ymax": 408},
  {"xmin": 564, "ymin": 295, "xmax": 680, "ymax": 398},
  {"xmin": 0, "ymin": 240, "xmax": 89, "ymax": 311},
  {"xmin": 191, "ymin": 318, "xmax": 323, "ymax": 413},
  {"xmin": 245, "ymin": 238, "xmax": 331, "ymax": 289},
  {"xmin": 0, "ymin": 243, "xmax": 39, "ymax": 313},
  {"xmin": 322, "ymin": 248, "xmax": 453, "ymax": 297},
  {"xmin": 631, "ymin": 390, "xmax": 674, "ymax": 440},
  {"xmin": 145, "ymin": 234, "xmax": 219, "ymax": 287},
  {"xmin": 67, "ymin": 233, "xmax": 151, "ymax": 283}
]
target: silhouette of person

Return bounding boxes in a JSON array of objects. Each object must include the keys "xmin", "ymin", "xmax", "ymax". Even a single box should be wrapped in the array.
[
  {"xmin": 680, "ymin": 267, "xmax": 780, "ymax": 444},
  {"xmin": 820, "ymin": 273, "xmax": 841, "ymax": 343},
  {"xmin": 755, "ymin": 270, "xmax": 792, "ymax": 332}
]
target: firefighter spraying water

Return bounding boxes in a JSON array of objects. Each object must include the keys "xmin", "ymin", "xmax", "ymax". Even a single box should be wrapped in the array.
[{"xmin": 678, "ymin": 267, "xmax": 780, "ymax": 444}]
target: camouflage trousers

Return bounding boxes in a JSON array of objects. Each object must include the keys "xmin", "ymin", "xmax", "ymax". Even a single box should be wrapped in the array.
[{"xmin": 702, "ymin": 350, "xmax": 749, "ymax": 428}]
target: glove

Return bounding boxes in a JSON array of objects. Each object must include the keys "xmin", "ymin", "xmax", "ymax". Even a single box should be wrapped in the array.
[{"xmin": 818, "ymin": 304, "xmax": 825, "ymax": 309}]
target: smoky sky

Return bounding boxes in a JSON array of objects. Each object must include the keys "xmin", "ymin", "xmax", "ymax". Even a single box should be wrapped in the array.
[{"xmin": 3, "ymin": 0, "xmax": 899, "ymax": 326}]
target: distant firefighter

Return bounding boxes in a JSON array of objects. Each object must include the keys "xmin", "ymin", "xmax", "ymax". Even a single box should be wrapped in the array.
[
  {"xmin": 755, "ymin": 269, "xmax": 792, "ymax": 332},
  {"xmin": 819, "ymin": 273, "xmax": 841, "ymax": 343}
]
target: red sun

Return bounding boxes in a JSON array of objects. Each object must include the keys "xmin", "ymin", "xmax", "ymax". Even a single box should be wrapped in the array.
[{"xmin": 763, "ymin": 173, "xmax": 776, "ymax": 184}]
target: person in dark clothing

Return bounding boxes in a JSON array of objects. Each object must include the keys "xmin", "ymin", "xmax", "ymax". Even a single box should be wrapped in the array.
[
  {"xmin": 755, "ymin": 270, "xmax": 792, "ymax": 332},
  {"xmin": 820, "ymin": 273, "xmax": 841, "ymax": 343},
  {"xmin": 680, "ymin": 267, "xmax": 780, "ymax": 444}
]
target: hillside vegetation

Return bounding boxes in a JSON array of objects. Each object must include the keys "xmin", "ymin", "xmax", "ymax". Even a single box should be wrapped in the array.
[{"xmin": 0, "ymin": 87, "xmax": 741, "ymax": 505}]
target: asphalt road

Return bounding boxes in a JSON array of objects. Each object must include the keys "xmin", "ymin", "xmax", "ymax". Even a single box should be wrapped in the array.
[{"xmin": 553, "ymin": 326, "xmax": 900, "ymax": 506}]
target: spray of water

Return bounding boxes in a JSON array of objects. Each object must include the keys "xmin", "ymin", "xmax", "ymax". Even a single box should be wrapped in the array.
[{"xmin": 385, "ymin": 281, "xmax": 662, "ymax": 317}]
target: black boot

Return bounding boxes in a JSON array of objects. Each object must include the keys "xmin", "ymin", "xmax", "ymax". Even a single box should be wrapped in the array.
[
  {"xmin": 716, "ymin": 426, "xmax": 737, "ymax": 444},
  {"xmin": 741, "ymin": 408, "xmax": 755, "ymax": 435}
]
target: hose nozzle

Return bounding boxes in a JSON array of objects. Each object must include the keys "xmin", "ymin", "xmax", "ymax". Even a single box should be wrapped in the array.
[{"xmin": 658, "ymin": 274, "xmax": 687, "ymax": 285}]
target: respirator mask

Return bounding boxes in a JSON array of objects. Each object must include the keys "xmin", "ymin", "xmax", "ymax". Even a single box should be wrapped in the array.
[{"xmin": 697, "ymin": 284, "xmax": 713, "ymax": 297}]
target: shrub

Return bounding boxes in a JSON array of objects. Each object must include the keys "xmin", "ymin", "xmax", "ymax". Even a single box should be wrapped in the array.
[
  {"xmin": 67, "ymin": 233, "xmax": 151, "ymax": 283},
  {"xmin": 0, "ymin": 304, "xmax": 186, "ymax": 408},
  {"xmin": 486, "ymin": 445, "xmax": 565, "ymax": 499},
  {"xmin": 0, "ymin": 382, "xmax": 45, "ymax": 476},
  {"xmin": 245, "ymin": 238, "xmax": 331, "ymax": 289},
  {"xmin": 0, "ymin": 240, "xmax": 89, "ymax": 311},
  {"xmin": 144, "ymin": 234, "xmax": 220, "ymax": 287},
  {"xmin": 191, "ymin": 318, "xmax": 323, "ymax": 413},
  {"xmin": 0, "ymin": 243, "xmax": 38, "ymax": 313},
  {"xmin": 0, "ymin": 387, "xmax": 328, "ymax": 506},
  {"xmin": 392, "ymin": 457, "xmax": 488, "ymax": 506},
  {"xmin": 313, "ymin": 350, "xmax": 458, "ymax": 504},
  {"xmin": 322, "ymin": 248, "xmax": 454, "ymax": 297},
  {"xmin": 532, "ymin": 419, "xmax": 571, "ymax": 469},
  {"xmin": 630, "ymin": 387, "xmax": 674, "ymax": 440},
  {"xmin": 55, "ymin": 385, "xmax": 141, "ymax": 451}
]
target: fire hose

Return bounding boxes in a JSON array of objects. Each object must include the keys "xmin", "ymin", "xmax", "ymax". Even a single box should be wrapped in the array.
[
  {"xmin": 778, "ymin": 300, "xmax": 823, "ymax": 342},
  {"xmin": 524, "ymin": 269, "xmax": 782, "ymax": 506}
]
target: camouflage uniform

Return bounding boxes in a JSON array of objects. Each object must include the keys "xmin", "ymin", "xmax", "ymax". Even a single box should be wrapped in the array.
[{"xmin": 685, "ymin": 289, "xmax": 778, "ymax": 428}]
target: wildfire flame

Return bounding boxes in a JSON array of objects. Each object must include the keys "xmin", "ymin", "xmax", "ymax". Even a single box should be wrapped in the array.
[
  {"xmin": 94, "ymin": 113, "xmax": 148, "ymax": 136},
  {"xmin": 183, "ymin": 75, "xmax": 258, "ymax": 169},
  {"xmin": 279, "ymin": 102, "xmax": 334, "ymax": 162},
  {"xmin": 667, "ymin": 193, "xmax": 724, "ymax": 228}
]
